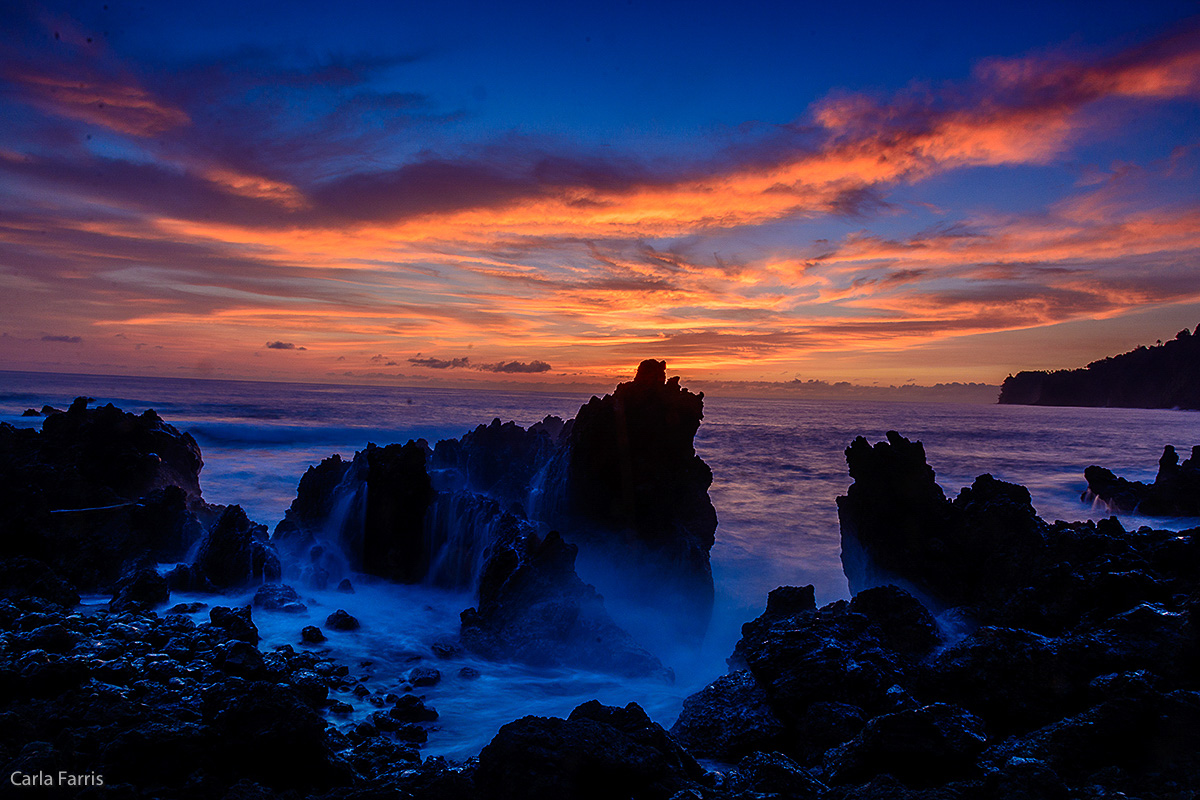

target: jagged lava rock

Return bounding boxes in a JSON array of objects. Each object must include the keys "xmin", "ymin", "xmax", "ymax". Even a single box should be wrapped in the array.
[
  {"xmin": 669, "ymin": 669, "xmax": 786, "ymax": 760},
  {"xmin": 838, "ymin": 431, "xmax": 1200, "ymax": 633},
  {"xmin": 190, "ymin": 505, "xmax": 279, "ymax": 589},
  {"xmin": 475, "ymin": 700, "xmax": 705, "ymax": 800},
  {"xmin": 2, "ymin": 396, "xmax": 204, "ymax": 506},
  {"xmin": 109, "ymin": 565, "xmax": 170, "ymax": 614},
  {"xmin": 1084, "ymin": 443, "xmax": 1200, "ymax": 516},
  {"xmin": 0, "ymin": 397, "xmax": 207, "ymax": 589},
  {"xmin": 273, "ymin": 442, "xmax": 434, "ymax": 582},
  {"xmin": 460, "ymin": 523, "xmax": 667, "ymax": 678},
  {"xmin": 431, "ymin": 415, "xmax": 565, "ymax": 503},
  {"xmin": 545, "ymin": 358, "xmax": 718, "ymax": 637},
  {"xmin": 838, "ymin": 432, "xmax": 1048, "ymax": 612},
  {"xmin": 673, "ymin": 584, "xmax": 941, "ymax": 766},
  {"xmin": 207, "ymin": 605, "xmax": 260, "ymax": 644}
]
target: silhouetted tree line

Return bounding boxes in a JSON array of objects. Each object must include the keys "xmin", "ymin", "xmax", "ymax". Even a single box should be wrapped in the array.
[{"xmin": 998, "ymin": 325, "xmax": 1200, "ymax": 409}]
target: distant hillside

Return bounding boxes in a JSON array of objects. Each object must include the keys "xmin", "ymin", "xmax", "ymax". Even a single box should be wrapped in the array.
[{"xmin": 999, "ymin": 326, "xmax": 1200, "ymax": 410}]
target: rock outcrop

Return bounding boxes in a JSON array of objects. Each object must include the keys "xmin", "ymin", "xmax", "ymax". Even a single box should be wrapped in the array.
[
  {"xmin": 673, "ymin": 585, "xmax": 943, "ymax": 767},
  {"xmin": 183, "ymin": 506, "xmax": 279, "ymax": 587},
  {"xmin": 837, "ymin": 431, "xmax": 1048, "ymax": 615},
  {"xmin": 273, "ymin": 442, "xmax": 434, "ymax": 582},
  {"xmin": 460, "ymin": 523, "xmax": 667, "ymax": 678},
  {"xmin": 673, "ymin": 435, "xmax": 1200, "ymax": 798},
  {"xmin": 540, "ymin": 358, "xmax": 718, "ymax": 638},
  {"xmin": 837, "ymin": 431, "xmax": 1200, "ymax": 631},
  {"xmin": 475, "ymin": 701, "xmax": 706, "ymax": 800},
  {"xmin": 1084, "ymin": 444, "xmax": 1200, "ymax": 516},
  {"xmin": 0, "ymin": 399, "xmax": 207, "ymax": 589},
  {"xmin": 431, "ymin": 415, "xmax": 565, "ymax": 505}
]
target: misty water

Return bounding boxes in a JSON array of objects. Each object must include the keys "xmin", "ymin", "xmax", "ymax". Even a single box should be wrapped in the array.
[{"xmin": 3, "ymin": 370, "xmax": 1198, "ymax": 759}]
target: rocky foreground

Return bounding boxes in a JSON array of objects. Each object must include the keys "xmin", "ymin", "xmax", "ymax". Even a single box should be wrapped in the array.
[{"xmin": 2, "ymin": 390, "xmax": 1199, "ymax": 797}]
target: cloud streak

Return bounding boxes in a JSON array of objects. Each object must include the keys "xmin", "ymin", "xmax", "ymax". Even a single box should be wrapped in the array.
[{"xmin": 1, "ymin": 14, "xmax": 1198, "ymax": 384}]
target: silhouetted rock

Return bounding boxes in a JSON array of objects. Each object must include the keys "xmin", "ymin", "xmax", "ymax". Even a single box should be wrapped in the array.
[
  {"xmin": 475, "ymin": 700, "xmax": 704, "ymax": 800},
  {"xmin": 300, "ymin": 625, "xmax": 326, "ymax": 644},
  {"xmin": 540, "ymin": 359, "xmax": 718, "ymax": 638},
  {"xmin": 4, "ymin": 397, "xmax": 204, "ymax": 505},
  {"xmin": 193, "ymin": 505, "xmax": 279, "ymax": 589},
  {"xmin": 109, "ymin": 565, "xmax": 170, "ymax": 614},
  {"xmin": 999, "ymin": 325, "xmax": 1200, "ymax": 409},
  {"xmin": 431, "ymin": 415, "xmax": 565, "ymax": 503},
  {"xmin": 839, "ymin": 431, "xmax": 1200, "ymax": 633},
  {"xmin": 1084, "ymin": 443, "xmax": 1200, "ymax": 516},
  {"xmin": 208, "ymin": 605, "xmax": 260, "ymax": 644},
  {"xmin": 675, "ymin": 584, "xmax": 939, "ymax": 766},
  {"xmin": 271, "ymin": 453, "xmax": 350, "ymax": 549},
  {"xmin": 325, "ymin": 609, "xmax": 360, "ymax": 631},
  {"xmin": 0, "ymin": 398, "xmax": 207, "ymax": 589},
  {"xmin": 336, "ymin": 577, "xmax": 355, "ymax": 593},
  {"xmin": 838, "ymin": 432, "xmax": 1047, "ymax": 615},
  {"xmin": 460, "ymin": 525, "xmax": 667, "ymax": 678},
  {"xmin": 273, "ymin": 442, "xmax": 434, "ymax": 582},
  {"xmin": 824, "ymin": 703, "xmax": 987, "ymax": 786},
  {"xmin": 0, "ymin": 557, "xmax": 79, "ymax": 607}
]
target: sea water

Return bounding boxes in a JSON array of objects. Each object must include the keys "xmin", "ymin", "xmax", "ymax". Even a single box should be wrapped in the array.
[{"xmin": 3, "ymin": 369, "xmax": 1198, "ymax": 758}]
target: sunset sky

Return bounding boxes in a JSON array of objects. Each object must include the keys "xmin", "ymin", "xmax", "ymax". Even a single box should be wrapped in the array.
[{"xmin": 2, "ymin": 1, "xmax": 1199, "ymax": 388}]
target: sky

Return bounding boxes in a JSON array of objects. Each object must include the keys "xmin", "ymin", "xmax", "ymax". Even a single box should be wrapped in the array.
[{"xmin": 2, "ymin": 0, "xmax": 1200, "ymax": 389}]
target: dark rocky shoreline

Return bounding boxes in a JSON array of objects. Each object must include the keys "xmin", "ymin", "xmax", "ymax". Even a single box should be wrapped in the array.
[{"xmin": 2, "ymin": 373, "xmax": 1199, "ymax": 798}]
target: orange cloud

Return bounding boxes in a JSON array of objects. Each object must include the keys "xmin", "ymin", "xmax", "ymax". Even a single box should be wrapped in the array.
[
  {"xmin": 10, "ymin": 71, "xmax": 190, "ymax": 137},
  {"xmin": 3, "ymin": 24, "xmax": 1200, "ymax": 384}
]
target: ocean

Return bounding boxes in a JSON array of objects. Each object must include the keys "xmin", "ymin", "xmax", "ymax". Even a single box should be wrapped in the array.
[{"xmin": 2, "ymin": 369, "xmax": 1198, "ymax": 758}]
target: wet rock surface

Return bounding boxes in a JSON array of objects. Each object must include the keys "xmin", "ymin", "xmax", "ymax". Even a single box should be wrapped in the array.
[
  {"xmin": 460, "ymin": 525, "xmax": 668, "ymax": 678},
  {"xmin": 189, "ymin": 505, "xmax": 280, "ymax": 589},
  {"xmin": 543, "ymin": 358, "xmax": 718, "ymax": 637},
  {"xmin": 273, "ymin": 441, "xmax": 435, "ymax": 582},
  {"xmin": 1084, "ymin": 443, "xmax": 1200, "ymax": 516},
  {"xmin": 0, "ymin": 590, "xmax": 487, "ymax": 798}
]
